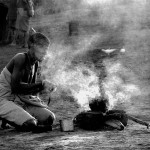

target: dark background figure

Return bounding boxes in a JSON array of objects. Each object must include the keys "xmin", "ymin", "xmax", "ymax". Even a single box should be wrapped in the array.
[
  {"xmin": 10, "ymin": 0, "xmax": 34, "ymax": 48},
  {"xmin": 5, "ymin": 0, "xmax": 17, "ymax": 44},
  {"xmin": 0, "ymin": 3, "xmax": 8, "ymax": 44}
]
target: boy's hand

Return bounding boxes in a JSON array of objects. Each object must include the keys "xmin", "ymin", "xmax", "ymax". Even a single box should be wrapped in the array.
[{"xmin": 42, "ymin": 80, "xmax": 56, "ymax": 92}]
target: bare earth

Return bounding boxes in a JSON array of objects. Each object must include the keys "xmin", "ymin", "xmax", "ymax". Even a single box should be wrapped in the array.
[{"xmin": 0, "ymin": 41, "xmax": 150, "ymax": 150}]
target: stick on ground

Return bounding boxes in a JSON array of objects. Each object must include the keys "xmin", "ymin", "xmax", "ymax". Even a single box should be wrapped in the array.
[{"xmin": 128, "ymin": 115, "xmax": 149, "ymax": 129}]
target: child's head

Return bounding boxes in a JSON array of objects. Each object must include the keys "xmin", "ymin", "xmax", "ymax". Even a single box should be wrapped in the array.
[
  {"xmin": 28, "ymin": 32, "xmax": 50, "ymax": 62},
  {"xmin": 28, "ymin": 32, "xmax": 50, "ymax": 49}
]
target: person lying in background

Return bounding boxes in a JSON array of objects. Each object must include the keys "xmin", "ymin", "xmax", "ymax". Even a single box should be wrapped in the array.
[{"xmin": 0, "ymin": 32, "xmax": 55, "ymax": 132}]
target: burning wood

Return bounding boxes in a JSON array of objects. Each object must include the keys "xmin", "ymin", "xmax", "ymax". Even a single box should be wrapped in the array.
[
  {"xmin": 42, "ymin": 43, "xmax": 144, "ymax": 131},
  {"xmin": 104, "ymin": 119, "xmax": 125, "ymax": 131},
  {"xmin": 73, "ymin": 97, "xmax": 150, "ymax": 131}
]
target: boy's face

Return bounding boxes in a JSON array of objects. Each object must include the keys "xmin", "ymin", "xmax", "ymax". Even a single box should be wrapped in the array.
[{"xmin": 33, "ymin": 44, "xmax": 49, "ymax": 62}]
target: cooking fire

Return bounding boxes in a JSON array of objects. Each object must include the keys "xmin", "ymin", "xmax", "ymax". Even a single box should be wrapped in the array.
[{"xmin": 41, "ymin": 47, "xmax": 149, "ymax": 131}]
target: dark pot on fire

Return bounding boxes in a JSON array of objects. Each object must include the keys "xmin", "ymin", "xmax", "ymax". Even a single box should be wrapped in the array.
[
  {"xmin": 89, "ymin": 97, "xmax": 109, "ymax": 113},
  {"xmin": 74, "ymin": 97, "xmax": 128, "ymax": 131}
]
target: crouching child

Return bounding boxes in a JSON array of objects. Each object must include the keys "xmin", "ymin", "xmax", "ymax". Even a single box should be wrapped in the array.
[{"xmin": 0, "ymin": 32, "xmax": 55, "ymax": 132}]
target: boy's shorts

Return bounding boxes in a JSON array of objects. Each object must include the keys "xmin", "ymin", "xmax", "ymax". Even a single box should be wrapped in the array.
[{"xmin": 0, "ymin": 98, "xmax": 55, "ymax": 126}]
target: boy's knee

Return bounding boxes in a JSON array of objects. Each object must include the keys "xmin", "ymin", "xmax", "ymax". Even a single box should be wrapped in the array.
[
  {"xmin": 48, "ymin": 113, "xmax": 56, "ymax": 125},
  {"xmin": 44, "ymin": 112, "xmax": 55, "ymax": 126},
  {"xmin": 51, "ymin": 112, "xmax": 56, "ymax": 121},
  {"xmin": 21, "ymin": 119, "xmax": 37, "ymax": 131}
]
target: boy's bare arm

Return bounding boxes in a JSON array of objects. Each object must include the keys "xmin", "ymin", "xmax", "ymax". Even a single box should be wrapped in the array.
[{"xmin": 10, "ymin": 54, "xmax": 44, "ymax": 95}]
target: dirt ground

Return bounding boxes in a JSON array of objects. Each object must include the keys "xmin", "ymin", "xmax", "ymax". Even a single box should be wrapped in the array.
[
  {"xmin": 1, "ymin": 1, "xmax": 150, "ymax": 149},
  {"xmin": 0, "ymin": 37, "xmax": 150, "ymax": 150}
]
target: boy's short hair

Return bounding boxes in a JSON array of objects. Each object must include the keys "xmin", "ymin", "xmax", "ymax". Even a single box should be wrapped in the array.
[{"xmin": 28, "ymin": 32, "xmax": 50, "ymax": 48}]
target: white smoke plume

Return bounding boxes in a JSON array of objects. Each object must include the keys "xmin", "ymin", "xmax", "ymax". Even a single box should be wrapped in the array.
[
  {"xmin": 41, "ymin": 38, "xmax": 102, "ymax": 110},
  {"xmin": 102, "ymin": 61, "xmax": 141, "ymax": 109},
  {"xmin": 37, "ymin": 0, "xmax": 150, "ymax": 112}
]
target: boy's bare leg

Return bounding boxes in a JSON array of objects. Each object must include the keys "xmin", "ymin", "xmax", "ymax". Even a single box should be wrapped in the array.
[
  {"xmin": 5, "ymin": 28, "xmax": 12, "ymax": 44},
  {"xmin": 10, "ymin": 29, "xmax": 18, "ymax": 46},
  {"xmin": 23, "ymin": 31, "xmax": 29, "ymax": 48},
  {"xmin": 25, "ymin": 106, "xmax": 55, "ymax": 133}
]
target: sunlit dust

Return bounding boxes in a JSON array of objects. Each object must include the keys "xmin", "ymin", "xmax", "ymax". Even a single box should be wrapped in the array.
[
  {"xmin": 41, "ymin": 45, "xmax": 141, "ymax": 111},
  {"xmin": 44, "ymin": 64, "xmax": 101, "ymax": 110},
  {"xmin": 83, "ymin": 0, "xmax": 112, "ymax": 5}
]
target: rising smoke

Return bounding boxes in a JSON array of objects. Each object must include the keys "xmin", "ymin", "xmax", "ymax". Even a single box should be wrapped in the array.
[{"xmin": 38, "ymin": 0, "xmax": 150, "ymax": 111}]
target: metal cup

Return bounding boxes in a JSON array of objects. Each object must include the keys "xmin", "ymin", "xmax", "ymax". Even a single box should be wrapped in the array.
[{"xmin": 59, "ymin": 119, "xmax": 74, "ymax": 132}]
